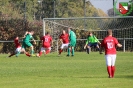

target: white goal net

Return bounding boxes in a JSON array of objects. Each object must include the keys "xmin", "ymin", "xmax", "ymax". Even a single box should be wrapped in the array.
[{"xmin": 43, "ymin": 17, "xmax": 133, "ymax": 52}]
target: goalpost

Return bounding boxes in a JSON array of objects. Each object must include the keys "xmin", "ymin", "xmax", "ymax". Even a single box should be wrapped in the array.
[{"xmin": 43, "ymin": 17, "xmax": 133, "ymax": 52}]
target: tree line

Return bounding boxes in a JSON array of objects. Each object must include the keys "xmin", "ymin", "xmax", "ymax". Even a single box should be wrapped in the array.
[{"xmin": 0, "ymin": 0, "xmax": 133, "ymax": 53}]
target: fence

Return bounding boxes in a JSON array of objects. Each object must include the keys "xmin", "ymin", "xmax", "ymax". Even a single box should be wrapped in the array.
[
  {"xmin": 0, "ymin": 37, "xmax": 133, "ymax": 54},
  {"xmin": 0, "ymin": 17, "xmax": 133, "ymax": 53}
]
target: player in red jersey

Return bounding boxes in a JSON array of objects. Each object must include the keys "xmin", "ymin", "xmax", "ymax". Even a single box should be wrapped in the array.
[
  {"xmin": 8, "ymin": 36, "xmax": 21, "ymax": 57},
  {"xmin": 8, "ymin": 36, "xmax": 31, "ymax": 57},
  {"xmin": 101, "ymin": 29, "xmax": 122, "ymax": 78},
  {"xmin": 37, "ymin": 32, "xmax": 52, "ymax": 57},
  {"xmin": 58, "ymin": 30, "xmax": 69, "ymax": 55}
]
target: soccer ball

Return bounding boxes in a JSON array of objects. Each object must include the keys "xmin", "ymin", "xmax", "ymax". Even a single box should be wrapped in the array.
[{"xmin": 36, "ymin": 53, "xmax": 39, "ymax": 57}]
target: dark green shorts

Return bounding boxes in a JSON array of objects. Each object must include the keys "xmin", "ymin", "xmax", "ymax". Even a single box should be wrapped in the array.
[
  {"xmin": 22, "ymin": 42, "xmax": 33, "ymax": 49},
  {"xmin": 69, "ymin": 41, "xmax": 76, "ymax": 47}
]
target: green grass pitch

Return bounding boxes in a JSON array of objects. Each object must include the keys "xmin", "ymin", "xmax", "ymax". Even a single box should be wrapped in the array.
[{"xmin": 0, "ymin": 52, "xmax": 133, "ymax": 88}]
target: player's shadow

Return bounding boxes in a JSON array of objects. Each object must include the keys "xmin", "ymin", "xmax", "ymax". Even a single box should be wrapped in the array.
[
  {"xmin": 116, "ymin": 75, "xmax": 133, "ymax": 79},
  {"xmin": 38, "ymin": 75, "xmax": 108, "ymax": 78},
  {"xmin": 38, "ymin": 75, "xmax": 133, "ymax": 79}
]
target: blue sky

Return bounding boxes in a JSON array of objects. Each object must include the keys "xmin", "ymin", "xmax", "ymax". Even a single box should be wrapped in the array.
[{"xmin": 89, "ymin": 0, "xmax": 131, "ymax": 13}]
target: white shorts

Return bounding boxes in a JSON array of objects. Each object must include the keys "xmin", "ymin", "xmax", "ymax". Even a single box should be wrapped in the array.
[
  {"xmin": 15, "ymin": 47, "xmax": 21, "ymax": 53},
  {"xmin": 105, "ymin": 54, "xmax": 116, "ymax": 66},
  {"xmin": 60, "ymin": 43, "xmax": 69, "ymax": 49},
  {"xmin": 40, "ymin": 47, "xmax": 51, "ymax": 52}
]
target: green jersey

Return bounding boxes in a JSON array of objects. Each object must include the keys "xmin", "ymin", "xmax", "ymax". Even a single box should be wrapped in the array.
[
  {"xmin": 23, "ymin": 34, "xmax": 33, "ymax": 42},
  {"xmin": 69, "ymin": 30, "xmax": 76, "ymax": 42},
  {"xmin": 86, "ymin": 35, "xmax": 99, "ymax": 44}
]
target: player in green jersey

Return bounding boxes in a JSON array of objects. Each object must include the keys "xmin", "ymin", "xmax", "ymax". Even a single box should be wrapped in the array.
[
  {"xmin": 67, "ymin": 28, "xmax": 76, "ymax": 56},
  {"xmin": 21, "ymin": 31, "xmax": 36, "ymax": 56},
  {"xmin": 84, "ymin": 32, "xmax": 102, "ymax": 54}
]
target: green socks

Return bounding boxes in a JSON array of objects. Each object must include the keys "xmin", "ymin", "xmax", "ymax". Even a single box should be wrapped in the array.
[
  {"xmin": 31, "ymin": 50, "xmax": 34, "ymax": 55},
  {"xmin": 67, "ymin": 48, "xmax": 70, "ymax": 56},
  {"xmin": 16, "ymin": 51, "xmax": 20, "ymax": 57},
  {"xmin": 67, "ymin": 47, "xmax": 74, "ymax": 56},
  {"xmin": 72, "ymin": 48, "xmax": 74, "ymax": 56}
]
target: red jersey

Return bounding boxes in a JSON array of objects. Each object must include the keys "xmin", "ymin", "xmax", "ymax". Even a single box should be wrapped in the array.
[
  {"xmin": 41, "ymin": 35, "xmax": 52, "ymax": 48},
  {"xmin": 101, "ymin": 36, "xmax": 119, "ymax": 55},
  {"xmin": 59, "ymin": 33, "xmax": 69, "ymax": 44},
  {"xmin": 14, "ymin": 38, "xmax": 21, "ymax": 48}
]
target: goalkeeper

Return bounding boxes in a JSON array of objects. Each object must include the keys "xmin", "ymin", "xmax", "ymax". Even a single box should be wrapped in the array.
[{"xmin": 84, "ymin": 32, "xmax": 102, "ymax": 54}]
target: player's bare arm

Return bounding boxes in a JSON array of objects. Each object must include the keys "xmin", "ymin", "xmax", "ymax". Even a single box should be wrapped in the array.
[
  {"xmin": 97, "ymin": 41, "xmax": 101, "ymax": 44},
  {"xmin": 117, "ymin": 43, "xmax": 122, "ymax": 47},
  {"xmin": 84, "ymin": 40, "xmax": 88, "ymax": 49},
  {"xmin": 31, "ymin": 36, "xmax": 36, "ymax": 45},
  {"xmin": 41, "ymin": 40, "xmax": 43, "ymax": 45},
  {"xmin": 22, "ymin": 31, "xmax": 29, "ymax": 38},
  {"xmin": 32, "ymin": 38, "xmax": 36, "ymax": 45},
  {"xmin": 84, "ymin": 44, "xmax": 87, "ymax": 49},
  {"xmin": 59, "ymin": 39, "xmax": 63, "ymax": 44}
]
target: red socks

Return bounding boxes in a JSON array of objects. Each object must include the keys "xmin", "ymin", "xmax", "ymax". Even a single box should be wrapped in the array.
[
  {"xmin": 9, "ymin": 53, "xmax": 15, "ymax": 57},
  {"xmin": 107, "ymin": 66, "xmax": 112, "ymax": 78},
  {"xmin": 38, "ymin": 50, "xmax": 50, "ymax": 57},
  {"xmin": 107, "ymin": 66, "xmax": 115, "ymax": 78},
  {"xmin": 59, "ymin": 49, "xmax": 63, "ymax": 54},
  {"xmin": 46, "ymin": 50, "xmax": 50, "ymax": 54},
  {"xmin": 111, "ymin": 66, "xmax": 115, "ymax": 78},
  {"xmin": 25, "ymin": 53, "xmax": 31, "ymax": 57},
  {"xmin": 39, "ymin": 51, "xmax": 42, "ymax": 56}
]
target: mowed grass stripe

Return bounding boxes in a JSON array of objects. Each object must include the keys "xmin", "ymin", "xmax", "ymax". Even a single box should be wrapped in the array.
[{"xmin": 0, "ymin": 52, "xmax": 133, "ymax": 88}]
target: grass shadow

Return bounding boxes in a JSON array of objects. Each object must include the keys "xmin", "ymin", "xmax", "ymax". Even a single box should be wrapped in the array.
[
  {"xmin": 38, "ymin": 75, "xmax": 108, "ymax": 79},
  {"xmin": 116, "ymin": 75, "xmax": 133, "ymax": 79}
]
